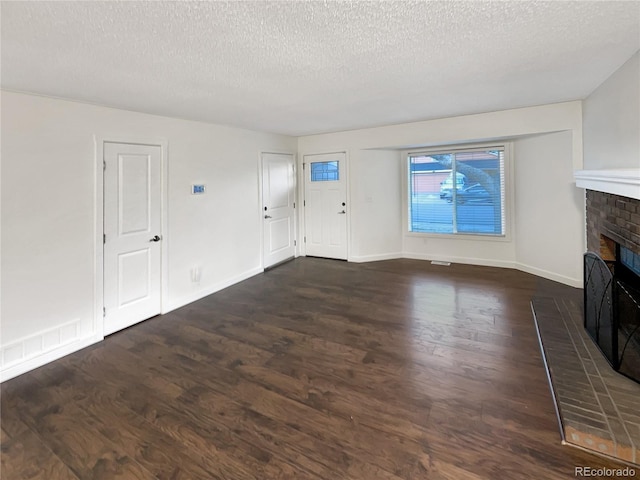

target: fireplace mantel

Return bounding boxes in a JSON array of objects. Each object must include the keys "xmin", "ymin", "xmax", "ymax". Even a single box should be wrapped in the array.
[{"xmin": 574, "ymin": 168, "xmax": 640, "ymax": 200}]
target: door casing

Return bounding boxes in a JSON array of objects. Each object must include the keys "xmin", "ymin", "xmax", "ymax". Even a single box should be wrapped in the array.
[
  {"xmin": 300, "ymin": 151, "xmax": 350, "ymax": 260},
  {"xmin": 261, "ymin": 152, "xmax": 297, "ymax": 269},
  {"xmin": 94, "ymin": 135, "xmax": 169, "ymax": 338}
]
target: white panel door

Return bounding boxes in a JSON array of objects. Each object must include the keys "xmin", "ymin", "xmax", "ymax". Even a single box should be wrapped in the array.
[
  {"xmin": 104, "ymin": 142, "xmax": 162, "ymax": 335},
  {"xmin": 263, "ymin": 153, "xmax": 296, "ymax": 268},
  {"xmin": 304, "ymin": 152, "xmax": 347, "ymax": 260}
]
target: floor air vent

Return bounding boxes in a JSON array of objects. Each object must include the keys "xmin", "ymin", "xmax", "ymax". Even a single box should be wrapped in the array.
[{"xmin": 431, "ymin": 261, "xmax": 451, "ymax": 266}]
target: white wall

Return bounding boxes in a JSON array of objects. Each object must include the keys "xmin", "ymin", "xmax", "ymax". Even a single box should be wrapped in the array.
[
  {"xmin": 1, "ymin": 91, "xmax": 296, "ymax": 380},
  {"xmin": 514, "ymin": 131, "xmax": 585, "ymax": 284},
  {"xmin": 583, "ymin": 51, "xmax": 640, "ymax": 170},
  {"xmin": 299, "ymin": 102, "xmax": 584, "ymax": 168},
  {"xmin": 2, "ymin": 92, "xmax": 597, "ymax": 380},
  {"xmin": 298, "ymin": 101, "xmax": 584, "ymax": 285},
  {"xmin": 349, "ymin": 149, "xmax": 402, "ymax": 262}
]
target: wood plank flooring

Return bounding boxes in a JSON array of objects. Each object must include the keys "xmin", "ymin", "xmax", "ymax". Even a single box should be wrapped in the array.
[{"xmin": 1, "ymin": 258, "xmax": 634, "ymax": 479}]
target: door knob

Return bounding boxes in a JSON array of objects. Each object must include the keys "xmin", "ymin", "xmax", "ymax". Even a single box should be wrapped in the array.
[
  {"xmin": 150, "ymin": 235, "xmax": 161, "ymax": 242},
  {"xmin": 338, "ymin": 210, "xmax": 346, "ymax": 214},
  {"xmin": 264, "ymin": 215, "xmax": 272, "ymax": 219}
]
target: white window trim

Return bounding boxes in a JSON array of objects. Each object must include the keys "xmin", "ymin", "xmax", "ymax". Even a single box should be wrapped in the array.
[{"xmin": 401, "ymin": 142, "xmax": 514, "ymax": 242}]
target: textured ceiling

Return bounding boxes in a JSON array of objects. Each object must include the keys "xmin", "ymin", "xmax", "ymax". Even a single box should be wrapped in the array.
[{"xmin": 1, "ymin": 1, "xmax": 639, "ymax": 136}]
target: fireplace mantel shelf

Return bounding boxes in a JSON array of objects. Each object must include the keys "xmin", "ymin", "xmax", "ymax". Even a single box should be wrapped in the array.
[{"xmin": 574, "ymin": 168, "xmax": 640, "ymax": 200}]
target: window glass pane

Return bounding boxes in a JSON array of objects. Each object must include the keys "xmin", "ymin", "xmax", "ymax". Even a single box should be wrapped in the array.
[
  {"xmin": 455, "ymin": 150, "xmax": 503, "ymax": 235},
  {"xmin": 409, "ymin": 154, "xmax": 453, "ymax": 233},
  {"xmin": 408, "ymin": 148, "xmax": 505, "ymax": 236},
  {"xmin": 311, "ymin": 161, "xmax": 339, "ymax": 181}
]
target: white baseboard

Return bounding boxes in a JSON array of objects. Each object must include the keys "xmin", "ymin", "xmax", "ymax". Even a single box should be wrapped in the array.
[
  {"xmin": 402, "ymin": 252, "xmax": 517, "ymax": 270},
  {"xmin": 2, "ymin": 318, "xmax": 82, "ymax": 368},
  {"xmin": 401, "ymin": 253, "xmax": 581, "ymax": 287},
  {"xmin": 163, "ymin": 266, "xmax": 264, "ymax": 313},
  {"xmin": 1, "ymin": 259, "xmax": 579, "ymax": 383},
  {"xmin": 349, "ymin": 252, "xmax": 403, "ymax": 263},
  {"xmin": 515, "ymin": 262, "xmax": 582, "ymax": 288},
  {"xmin": 1, "ymin": 331, "xmax": 102, "ymax": 383},
  {"xmin": 2, "ymin": 267, "xmax": 264, "ymax": 382}
]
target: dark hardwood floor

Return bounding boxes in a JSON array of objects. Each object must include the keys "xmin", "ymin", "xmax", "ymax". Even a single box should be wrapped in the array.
[{"xmin": 1, "ymin": 258, "xmax": 634, "ymax": 479}]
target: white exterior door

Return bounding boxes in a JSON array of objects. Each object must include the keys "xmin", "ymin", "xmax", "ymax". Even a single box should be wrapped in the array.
[
  {"xmin": 262, "ymin": 153, "xmax": 296, "ymax": 268},
  {"xmin": 104, "ymin": 142, "xmax": 162, "ymax": 335},
  {"xmin": 304, "ymin": 152, "xmax": 347, "ymax": 260}
]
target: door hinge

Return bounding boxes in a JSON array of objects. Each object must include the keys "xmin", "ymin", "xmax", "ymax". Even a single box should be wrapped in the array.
[
  {"xmin": 304, "ymin": 236, "xmax": 306, "ymax": 243},
  {"xmin": 303, "ymin": 163, "xmax": 306, "ymax": 170},
  {"xmin": 103, "ymin": 234, "xmax": 106, "ymax": 244},
  {"xmin": 294, "ymin": 240, "xmax": 297, "ymax": 246},
  {"xmin": 103, "ymin": 161, "xmax": 106, "ymax": 171},
  {"xmin": 103, "ymin": 307, "xmax": 106, "ymax": 317},
  {"xmin": 303, "ymin": 200, "xmax": 306, "ymax": 207},
  {"xmin": 293, "ymin": 202, "xmax": 296, "ymax": 209}
]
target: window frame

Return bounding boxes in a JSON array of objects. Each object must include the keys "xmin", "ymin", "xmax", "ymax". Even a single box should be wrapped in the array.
[{"xmin": 402, "ymin": 142, "xmax": 513, "ymax": 242}]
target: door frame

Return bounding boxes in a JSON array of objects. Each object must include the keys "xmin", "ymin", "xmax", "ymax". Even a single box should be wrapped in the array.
[
  {"xmin": 299, "ymin": 150, "xmax": 350, "ymax": 260},
  {"xmin": 94, "ymin": 135, "xmax": 169, "ymax": 338},
  {"xmin": 258, "ymin": 151, "xmax": 298, "ymax": 269}
]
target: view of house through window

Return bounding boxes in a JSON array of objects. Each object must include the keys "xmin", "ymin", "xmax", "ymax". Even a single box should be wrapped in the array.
[{"xmin": 408, "ymin": 147, "xmax": 505, "ymax": 235}]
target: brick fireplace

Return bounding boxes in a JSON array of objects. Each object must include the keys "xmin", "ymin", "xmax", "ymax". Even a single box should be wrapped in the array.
[
  {"xmin": 584, "ymin": 190, "xmax": 640, "ymax": 383},
  {"xmin": 586, "ymin": 190, "xmax": 640, "ymax": 258},
  {"xmin": 532, "ymin": 170, "xmax": 640, "ymax": 465}
]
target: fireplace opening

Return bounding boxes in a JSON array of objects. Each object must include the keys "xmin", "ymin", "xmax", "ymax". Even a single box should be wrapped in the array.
[{"xmin": 584, "ymin": 237, "xmax": 640, "ymax": 384}]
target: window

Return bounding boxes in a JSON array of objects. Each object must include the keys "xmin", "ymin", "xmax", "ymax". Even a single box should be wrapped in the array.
[
  {"xmin": 311, "ymin": 161, "xmax": 339, "ymax": 181},
  {"xmin": 408, "ymin": 147, "xmax": 505, "ymax": 235}
]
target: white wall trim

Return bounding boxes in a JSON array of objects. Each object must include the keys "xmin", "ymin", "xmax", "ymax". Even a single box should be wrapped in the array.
[
  {"xmin": 94, "ymin": 135, "xmax": 170, "ymax": 337},
  {"xmin": 1, "ymin": 321, "xmax": 101, "ymax": 382},
  {"xmin": 258, "ymin": 152, "xmax": 266, "ymax": 268},
  {"xmin": 0, "ymin": 255, "xmax": 579, "ymax": 384},
  {"xmin": 574, "ymin": 168, "xmax": 640, "ymax": 200},
  {"xmin": 515, "ymin": 262, "xmax": 582, "ymax": 288},
  {"xmin": 350, "ymin": 252, "xmax": 403, "ymax": 263},
  {"xmin": 345, "ymin": 150, "xmax": 352, "ymax": 262},
  {"xmin": 400, "ymin": 142, "xmax": 515, "ymax": 251},
  {"xmin": 93, "ymin": 135, "xmax": 105, "ymax": 339},
  {"xmin": 398, "ymin": 254, "xmax": 582, "ymax": 287},
  {"xmin": 164, "ymin": 266, "xmax": 264, "ymax": 313},
  {"xmin": 259, "ymin": 151, "xmax": 299, "ymax": 268},
  {"xmin": 299, "ymin": 150, "xmax": 350, "ymax": 259},
  {"xmin": 402, "ymin": 252, "xmax": 517, "ymax": 270},
  {"xmin": 297, "ymin": 153, "xmax": 306, "ymax": 257}
]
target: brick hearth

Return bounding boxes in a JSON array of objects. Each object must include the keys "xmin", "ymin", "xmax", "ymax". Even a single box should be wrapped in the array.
[
  {"xmin": 530, "ymin": 189, "xmax": 640, "ymax": 465},
  {"xmin": 533, "ymin": 297, "xmax": 640, "ymax": 465}
]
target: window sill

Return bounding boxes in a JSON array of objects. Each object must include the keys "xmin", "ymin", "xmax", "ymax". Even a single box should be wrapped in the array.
[{"xmin": 405, "ymin": 232, "xmax": 511, "ymax": 243}]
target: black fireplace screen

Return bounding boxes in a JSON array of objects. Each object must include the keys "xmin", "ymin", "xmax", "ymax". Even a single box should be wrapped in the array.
[
  {"xmin": 584, "ymin": 253, "xmax": 616, "ymax": 366},
  {"xmin": 584, "ymin": 252, "xmax": 640, "ymax": 384},
  {"xmin": 616, "ymin": 280, "xmax": 640, "ymax": 381}
]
